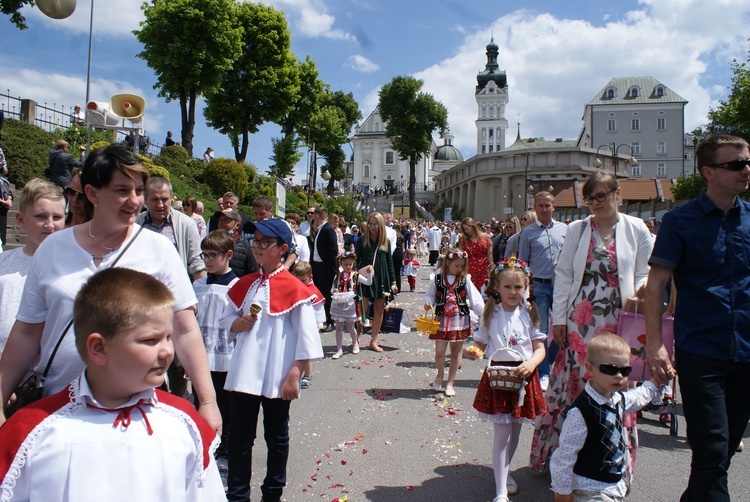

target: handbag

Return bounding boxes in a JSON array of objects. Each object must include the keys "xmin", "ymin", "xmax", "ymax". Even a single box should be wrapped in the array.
[
  {"xmin": 380, "ymin": 304, "xmax": 405, "ymax": 334},
  {"xmin": 4, "ymin": 226, "xmax": 144, "ymax": 417},
  {"xmin": 617, "ymin": 308, "xmax": 675, "ymax": 382}
]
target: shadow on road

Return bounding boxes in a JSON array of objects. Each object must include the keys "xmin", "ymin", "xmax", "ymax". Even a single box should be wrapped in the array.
[
  {"xmin": 363, "ymin": 463, "xmax": 495, "ymax": 501},
  {"xmin": 365, "ymin": 387, "xmax": 436, "ymax": 401}
]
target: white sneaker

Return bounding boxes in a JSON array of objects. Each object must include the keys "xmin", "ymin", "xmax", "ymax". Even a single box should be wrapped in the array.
[
  {"xmin": 540, "ymin": 375, "xmax": 549, "ymax": 392},
  {"xmin": 492, "ymin": 495, "xmax": 509, "ymax": 502},
  {"xmin": 507, "ymin": 474, "xmax": 518, "ymax": 495},
  {"xmin": 738, "ymin": 440, "xmax": 745, "ymax": 452}
]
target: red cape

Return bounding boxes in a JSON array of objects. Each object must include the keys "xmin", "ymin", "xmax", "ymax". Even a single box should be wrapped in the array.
[{"xmin": 227, "ymin": 268, "xmax": 316, "ymax": 315}]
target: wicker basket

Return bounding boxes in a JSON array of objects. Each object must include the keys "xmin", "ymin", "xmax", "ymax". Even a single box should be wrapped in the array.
[
  {"xmin": 416, "ymin": 308, "xmax": 440, "ymax": 335},
  {"xmin": 486, "ymin": 348, "xmax": 525, "ymax": 391}
]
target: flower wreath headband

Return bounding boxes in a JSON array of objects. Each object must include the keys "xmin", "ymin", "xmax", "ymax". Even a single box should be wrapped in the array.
[
  {"xmin": 445, "ymin": 250, "xmax": 468, "ymax": 260},
  {"xmin": 495, "ymin": 256, "xmax": 531, "ymax": 275}
]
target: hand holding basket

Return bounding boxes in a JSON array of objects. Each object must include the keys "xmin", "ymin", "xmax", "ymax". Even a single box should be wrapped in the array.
[{"xmin": 486, "ymin": 348, "xmax": 527, "ymax": 406}]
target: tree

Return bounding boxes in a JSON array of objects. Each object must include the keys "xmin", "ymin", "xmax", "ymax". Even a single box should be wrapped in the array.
[
  {"xmin": 134, "ymin": 0, "xmax": 242, "ymax": 157},
  {"xmin": 378, "ymin": 75, "xmax": 448, "ymax": 218},
  {"xmin": 315, "ymin": 90, "xmax": 361, "ymax": 194},
  {"xmin": 269, "ymin": 135, "xmax": 303, "ymax": 178},
  {"xmin": 1, "ymin": 0, "xmax": 31, "ymax": 29},
  {"xmin": 204, "ymin": 2, "xmax": 298, "ymax": 163},
  {"xmin": 707, "ymin": 41, "xmax": 750, "ymax": 142}
]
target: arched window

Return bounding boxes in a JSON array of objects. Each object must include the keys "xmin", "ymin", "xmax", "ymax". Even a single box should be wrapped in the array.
[
  {"xmin": 606, "ymin": 88, "xmax": 615, "ymax": 99},
  {"xmin": 629, "ymin": 87, "xmax": 639, "ymax": 98},
  {"xmin": 363, "ymin": 163, "xmax": 370, "ymax": 178},
  {"xmin": 655, "ymin": 86, "xmax": 664, "ymax": 97}
]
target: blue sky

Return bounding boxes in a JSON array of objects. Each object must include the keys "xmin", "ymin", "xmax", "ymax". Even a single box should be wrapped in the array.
[{"xmin": 1, "ymin": 0, "xmax": 749, "ymax": 183}]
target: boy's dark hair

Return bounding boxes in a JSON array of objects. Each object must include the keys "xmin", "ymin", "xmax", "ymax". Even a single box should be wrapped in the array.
[
  {"xmin": 74, "ymin": 268, "xmax": 175, "ymax": 359},
  {"xmin": 201, "ymin": 229, "xmax": 235, "ymax": 253},
  {"xmin": 696, "ymin": 134, "xmax": 749, "ymax": 170}
]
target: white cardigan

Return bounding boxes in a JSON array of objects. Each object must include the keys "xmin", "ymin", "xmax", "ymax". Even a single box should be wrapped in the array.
[{"xmin": 551, "ymin": 214, "xmax": 654, "ymax": 326}]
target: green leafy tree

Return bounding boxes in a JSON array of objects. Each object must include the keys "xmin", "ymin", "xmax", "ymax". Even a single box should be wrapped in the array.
[
  {"xmin": 204, "ymin": 2, "xmax": 298, "ymax": 163},
  {"xmin": 1, "ymin": 0, "xmax": 32, "ymax": 29},
  {"xmin": 134, "ymin": 0, "xmax": 242, "ymax": 157},
  {"xmin": 269, "ymin": 135, "xmax": 303, "ymax": 178},
  {"xmin": 378, "ymin": 76, "xmax": 448, "ymax": 218},
  {"xmin": 707, "ymin": 41, "xmax": 750, "ymax": 142},
  {"xmin": 316, "ymin": 90, "xmax": 361, "ymax": 194}
]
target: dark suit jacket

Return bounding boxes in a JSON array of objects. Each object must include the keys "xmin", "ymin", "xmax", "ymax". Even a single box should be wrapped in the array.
[
  {"xmin": 313, "ymin": 221, "xmax": 339, "ymax": 275},
  {"xmin": 48, "ymin": 149, "xmax": 82, "ymax": 189}
]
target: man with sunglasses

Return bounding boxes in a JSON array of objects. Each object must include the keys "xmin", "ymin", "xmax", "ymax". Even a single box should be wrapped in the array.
[
  {"xmin": 645, "ymin": 134, "xmax": 750, "ymax": 501},
  {"xmin": 297, "ymin": 206, "xmax": 315, "ymax": 237}
]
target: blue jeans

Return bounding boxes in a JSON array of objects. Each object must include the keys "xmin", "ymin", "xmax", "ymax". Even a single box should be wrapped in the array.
[
  {"xmin": 532, "ymin": 281, "xmax": 558, "ymax": 377},
  {"xmin": 676, "ymin": 350, "xmax": 750, "ymax": 502},
  {"xmin": 227, "ymin": 392, "xmax": 291, "ymax": 502}
]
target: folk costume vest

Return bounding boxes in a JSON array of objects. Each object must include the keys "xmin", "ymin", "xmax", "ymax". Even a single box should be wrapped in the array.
[{"xmin": 434, "ymin": 274, "xmax": 470, "ymax": 316}]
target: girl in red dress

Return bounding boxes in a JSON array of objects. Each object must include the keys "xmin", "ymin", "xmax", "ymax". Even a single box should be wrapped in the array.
[
  {"xmin": 464, "ymin": 258, "xmax": 548, "ymax": 502},
  {"xmin": 423, "ymin": 248, "xmax": 485, "ymax": 397}
]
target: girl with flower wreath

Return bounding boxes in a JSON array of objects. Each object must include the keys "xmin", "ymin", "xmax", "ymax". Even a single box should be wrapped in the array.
[
  {"xmin": 464, "ymin": 257, "xmax": 548, "ymax": 502},
  {"xmin": 423, "ymin": 248, "xmax": 485, "ymax": 397},
  {"xmin": 529, "ymin": 171, "xmax": 654, "ymax": 478}
]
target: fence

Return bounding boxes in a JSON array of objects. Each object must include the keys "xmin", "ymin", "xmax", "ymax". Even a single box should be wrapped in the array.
[{"xmin": 0, "ymin": 89, "xmax": 164, "ymax": 158}]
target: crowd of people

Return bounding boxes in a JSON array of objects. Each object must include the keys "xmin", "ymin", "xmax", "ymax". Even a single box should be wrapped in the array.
[{"xmin": 0, "ymin": 135, "xmax": 748, "ymax": 502}]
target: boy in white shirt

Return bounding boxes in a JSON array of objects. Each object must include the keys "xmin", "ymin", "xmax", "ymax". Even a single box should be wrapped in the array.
[
  {"xmin": 0, "ymin": 179, "xmax": 65, "ymax": 357},
  {"xmin": 221, "ymin": 218, "xmax": 323, "ymax": 502},
  {"xmin": 550, "ymin": 333, "xmax": 672, "ymax": 502},
  {"xmin": 0, "ymin": 268, "xmax": 225, "ymax": 501}
]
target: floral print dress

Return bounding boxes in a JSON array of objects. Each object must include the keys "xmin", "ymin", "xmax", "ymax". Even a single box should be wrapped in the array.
[
  {"xmin": 529, "ymin": 222, "xmax": 639, "ymax": 478},
  {"xmin": 462, "ymin": 236, "xmax": 491, "ymax": 291}
]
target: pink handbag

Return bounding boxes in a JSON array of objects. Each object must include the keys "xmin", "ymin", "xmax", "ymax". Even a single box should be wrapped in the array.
[{"xmin": 617, "ymin": 311, "xmax": 674, "ymax": 382}]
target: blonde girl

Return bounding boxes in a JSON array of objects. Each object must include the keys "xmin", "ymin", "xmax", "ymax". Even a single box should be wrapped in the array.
[
  {"xmin": 464, "ymin": 258, "xmax": 547, "ymax": 502},
  {"xmin": 424, "ymin": 248, "xmax": 485, "ymax": 397},
  {"xmin": 355, "ymin": 211, "xmax": 397, "ymax": 352}
]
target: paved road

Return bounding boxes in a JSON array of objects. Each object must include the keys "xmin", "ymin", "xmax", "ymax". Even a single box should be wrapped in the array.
[{"xmin": 245, "ymin": 262, "xmax": 750, "ymax": 501}]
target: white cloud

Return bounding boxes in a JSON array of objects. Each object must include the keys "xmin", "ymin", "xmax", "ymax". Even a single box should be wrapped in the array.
[
  {"xmin": 346, "ymin": 54, "xmax": 380, "ymax": 73},
  {"xmin": 268, "ymin": 0, "xmax": 355, "ymax": 41},
  {"xmin": 407, "ymin": 1, "xmax": 750, "ymax": 158},
  {"xmin": 25, "ymin": 0, "xmax": 144, "ymax": 39}
]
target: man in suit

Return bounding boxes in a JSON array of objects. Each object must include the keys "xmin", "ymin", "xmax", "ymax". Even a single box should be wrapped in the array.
[{"xmin": 311, "ymin": 206, "xmax": 338, "ymax": 332}]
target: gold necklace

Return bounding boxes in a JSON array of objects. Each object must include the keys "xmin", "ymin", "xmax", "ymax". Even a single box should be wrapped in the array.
[{"xmin": 88, "ymin": 223, "xmax": 122, "ymax": 252}]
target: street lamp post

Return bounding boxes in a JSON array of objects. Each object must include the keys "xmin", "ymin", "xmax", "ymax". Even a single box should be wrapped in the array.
[{"xmin": 593, "ymin": 143, "xmax": 638, "ymax": 175}]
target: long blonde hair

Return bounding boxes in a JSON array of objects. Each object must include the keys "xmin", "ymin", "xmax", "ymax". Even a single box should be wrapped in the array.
[
  {"xmin": 482, "ymin": 264, "xmax": 540, "ymax": 328},
  {"xmin": 363, "ymin": 211, "xmax": 389, "ymax": 252}
]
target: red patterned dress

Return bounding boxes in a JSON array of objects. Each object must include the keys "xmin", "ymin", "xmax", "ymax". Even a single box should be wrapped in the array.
[{"xmin": 462, "ymin": 235, "xmax": 492, "ymax": 291}]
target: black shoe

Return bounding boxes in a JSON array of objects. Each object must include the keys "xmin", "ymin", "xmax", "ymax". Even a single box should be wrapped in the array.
[{"xmin": 324, "ymin": 324, "xmax": 335, "ymax": 332}]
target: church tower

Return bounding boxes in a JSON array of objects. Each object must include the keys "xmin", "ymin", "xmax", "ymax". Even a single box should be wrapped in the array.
[{"xmin": 475, "ymin": 37, "xmax": 509, "ymax": 154}]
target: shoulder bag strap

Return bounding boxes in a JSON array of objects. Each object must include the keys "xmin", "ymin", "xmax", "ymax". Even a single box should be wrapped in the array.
[{"xmin": 38, "ymin": 225, "xmax": 145, "ymax": 385}]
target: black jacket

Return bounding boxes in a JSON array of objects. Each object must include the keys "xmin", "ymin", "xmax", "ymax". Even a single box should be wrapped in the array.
[{"xmin": 48, "ymin": 149, "xmax": 81, "ymax": 189}]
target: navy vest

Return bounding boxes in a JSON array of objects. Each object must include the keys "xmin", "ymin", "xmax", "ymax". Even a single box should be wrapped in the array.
[
  {"xmin": 434, "ymin": 274, "xmax": 470, "ymax": 316},
  {"xmin": 569, "ymin": 390, "xmax": 626, "ymax": 484}
]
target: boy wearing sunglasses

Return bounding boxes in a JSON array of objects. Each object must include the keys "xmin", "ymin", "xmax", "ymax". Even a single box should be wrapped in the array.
[{"xmin": 550, "ymin": 333, "xmax": 671, "ymax": 502}]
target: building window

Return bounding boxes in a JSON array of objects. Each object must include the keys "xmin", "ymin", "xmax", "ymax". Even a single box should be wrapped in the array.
[
  {"xmin": 374, "ymin": 122, "xmax": 380, "ymax": 131},
  {"xmin": 489, "ymin": 129, "xmax": 494, "ymax": 138},
  {"xmin": 657, "ymin": 142, "xmax": 666, "ymax": 155},
  {"xmin": 488, "ymin": 145, "xmax": 493, "ymax": 153},
  {"xmin": 385, "ymin": 151, "xmax": 394, "ymax": 164},
  {"xmin": 607, "ymin": 119, "xmax": 616, "ymax": 132},
  {"xmin": 606, "ymin": 88, "xmax": 615, "ymax": 98},
  {"xmin": 363, "ymin": 164, "xmax": 370, "ymax": 178},
  {"xmin": 629, "ymin": 87, "xmax": 639, "ymax": 98},
  {"xmin": 657, "ymin": 118, "xmax": 666, "ymax": 130},
  {"xmin": 631, "ymin": 142, "xmax": 641, "ymax": 155},
  {"xmin": 657, "ymin": 163, "xmax": 666, "ymax": 177},
  {"xmin": 655, "ymin": 86, "xmax": 664, "ymax": 97},
  {"xmin": 631, "ymin": 119, "xmax": 640, "ymax": 131},
  {"xmin": 481, "ymin": 145, "xmax": 486, "ymax": 153},
  {"xmin": 631, "ymin": 164, "xmax": 641, "ymax": 176}
]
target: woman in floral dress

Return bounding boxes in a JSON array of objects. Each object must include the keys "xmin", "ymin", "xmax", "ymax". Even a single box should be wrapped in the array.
[
  {"xmin": 529, "ymin": 172, "xmax": 654, "ymax": 476},
  {"xmin": 457, "ymin": 217, "xmax": 493, "ymax": 291}
]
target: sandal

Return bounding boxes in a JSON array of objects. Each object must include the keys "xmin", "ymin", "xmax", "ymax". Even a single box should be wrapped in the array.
[{"xmin": 331, "ymin": 351, "xmax": 343, "ymax": 359}]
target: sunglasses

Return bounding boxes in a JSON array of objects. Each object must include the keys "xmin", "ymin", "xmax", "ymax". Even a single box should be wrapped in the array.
[
  {"xmin": 590, "ymin": 362, "xmax": 632, "ymax": 377},
  {"xmin": 306, "ymin": 212, "xmax": 314, "ymax": 215},
  {"xmin": 705, "ymin": 159, "xmax": 750, "ymax": 171},
  {"xmin": 64, "ymin": 187, "xmax": 86, "ymax": 203},
  {"xmin": 582, "ymin": 189, "xmax": 616, "ymax": 205}
]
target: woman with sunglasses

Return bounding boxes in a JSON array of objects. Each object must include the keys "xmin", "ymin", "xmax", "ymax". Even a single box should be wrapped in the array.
[
  {"xmin": 0, "ymin": 144, "xmax": 222, "ymax": 434},
  {"xmin": 63, "ymin": 171, "xmax": 90, "ymax": 228},
  {"xmin": 504, "ymin": 211, "xmax": 537, "ymax": 258},
  {"xmin": 530, "ymin": 171, "xmax": 654, "ymax": 473},
  {"xmin": 457, "ymin": 217, "xmax": 493, "ymax": 291},
  {"xmin": 355, "ymin": 212, "xmax": 397, "ymax": 352}
]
